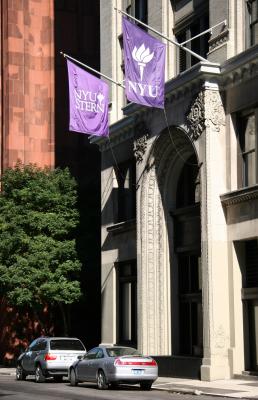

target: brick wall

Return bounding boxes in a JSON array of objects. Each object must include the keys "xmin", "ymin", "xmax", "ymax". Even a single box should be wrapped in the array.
[{"xmin": 1, "ymin": 0, "xmax": 55, "ymax": 170}]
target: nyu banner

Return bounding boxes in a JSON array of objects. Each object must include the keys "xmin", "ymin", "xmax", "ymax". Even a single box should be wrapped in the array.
[
  {"xmin": 122, "ymin": 16, "xmax": 166, "ymax": 109},
  {"xmin": 67, "ymin": 60, "xmax": 109, "ymax": 137}
]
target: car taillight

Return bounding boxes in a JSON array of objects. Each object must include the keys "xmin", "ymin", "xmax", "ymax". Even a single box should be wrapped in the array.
[
  {"xmin": 114, "ymin": 358, "xmax": 157, "ymax": 366},
  {"xmin": 44, "ymin": 353, "xmax": 57, "ymax": 361}
]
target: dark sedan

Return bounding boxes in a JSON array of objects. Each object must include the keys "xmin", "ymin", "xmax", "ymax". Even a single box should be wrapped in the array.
[{"xmin": 68, "ymin": 345, "xmax": 158, "ymax": 390}]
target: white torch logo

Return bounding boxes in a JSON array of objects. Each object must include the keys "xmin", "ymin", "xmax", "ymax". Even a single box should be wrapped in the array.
[{"xmin": 132, "ymin": 43, "xmax": 154, "ymax": 81}]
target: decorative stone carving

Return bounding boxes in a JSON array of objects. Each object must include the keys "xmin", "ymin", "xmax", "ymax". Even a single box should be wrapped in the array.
[
  {"xmin": 134, "ymin": 135, "xmax": 148, "ymax": 163},
  {"xmin": 186, "ymin": 91, "xmax": 205, "ymax": 140},
  {"xmin": 214, "ymin": 325, "xmax": 226, "ymax": 349},
  {"xmin": 209, "ymin": 29, "xmax": 229, "ymax": 53},
  {"xmin": 186, "ymin": 89, "xmax": 225, "ymax": 139},
  {"xmin": 133, "ymin": 121, "xmax": 149, "ymax": 163},
  {"xmin": 204, "ymin": 90, "xmax": 225, "ymax": 133}
]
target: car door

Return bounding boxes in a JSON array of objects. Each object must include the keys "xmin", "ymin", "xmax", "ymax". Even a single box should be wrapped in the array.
[
  {"xmin": 22, "ymin": 340, "xmax": 39, "ymax": 372},
  {"xmin": 90, "ymin": 348, "xmax": 104, "ymax": 381},
  {"xmin": 76, "ymin": 348, "xmax": 98, "ymax": 381}
]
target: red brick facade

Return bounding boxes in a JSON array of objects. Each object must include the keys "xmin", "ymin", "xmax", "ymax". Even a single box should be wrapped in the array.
[
  {"xmin": 0, "ymin": 0, "xmax": 55, "ymax": 365},
  {"xmin": 0, "ymin": 0, "xmax": 55, "ymax": 172}
]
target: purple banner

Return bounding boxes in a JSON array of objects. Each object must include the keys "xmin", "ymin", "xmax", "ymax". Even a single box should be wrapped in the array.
[
  {"xmin": 122, "ymin": 17, "xmax": 166, "ymax": 109},
  {"xmin": 67, "ymin": 60, "xmax": 109, "ymax": 137}
]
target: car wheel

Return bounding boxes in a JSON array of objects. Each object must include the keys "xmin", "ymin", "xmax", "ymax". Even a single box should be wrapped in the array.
[
  {"xmin": 16, "ymin": 365, "xmax": 26, "ymax": 381},
  {"xmin": 70, "ymin": 368, "xmax": 78, "ymax": 387},
  {"xmin": 97, "ymin": 370, "xmax": 108, "ymax": 390},
  {"xmin": 35, "ymin": 365, "xmax": 46, "ymax": 383},
  {"xmin": 140, "ymin": 381, "xmax": 153, "ymax": 390},
  {"xmin": 53, "ymin": 376, "xmax": 63, "ymax": 383}
]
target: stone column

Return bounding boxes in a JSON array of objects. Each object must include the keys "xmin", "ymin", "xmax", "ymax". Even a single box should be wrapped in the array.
[{"xmin": 197, "ymin": 84, "xmax": 230, "ymax": 380}]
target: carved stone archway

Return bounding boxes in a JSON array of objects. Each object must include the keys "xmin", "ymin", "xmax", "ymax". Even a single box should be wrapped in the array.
[{"xmin": 137, "ymin": 127, "xmax": 198, "ymax": 355}]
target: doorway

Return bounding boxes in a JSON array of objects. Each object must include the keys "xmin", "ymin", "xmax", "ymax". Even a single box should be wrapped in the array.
[{"xmin": 241, "ymin": 240, "xmax": 258, "ymax": 371}]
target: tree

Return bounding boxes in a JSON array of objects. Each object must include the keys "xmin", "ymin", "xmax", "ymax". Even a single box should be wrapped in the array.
[{"xmin": 0, "ymin": 163, "xmax": 82, "ymax": 335}]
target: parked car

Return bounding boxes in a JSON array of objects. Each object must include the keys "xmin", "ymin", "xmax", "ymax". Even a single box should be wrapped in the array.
[
  {"xmin": 68, "ymin": 345, "xmax": 158, "ymax": 390},
  {"xmin": 16, "ymin": 337, "xmax": 86, "ymax": 383}
]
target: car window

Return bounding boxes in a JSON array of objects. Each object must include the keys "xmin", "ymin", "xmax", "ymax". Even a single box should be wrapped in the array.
[
  {"xmin": 96, "ymin": 349, "xmax": 104, "ymax": 359},
  {"xmin": 37, "ymin": 339, "xmax": 47, "ymax": 351},
  {"xmin": 50, "ymin": 339, "xmax": 85, "ymax": 351},
  {"xmin": 106, "ymin": 347, "xmax": 140, "ymax": 357},
  {"xmin": 30, "ymin": 340, "xmax": 41, "ymax": 351},
  {"xmin": 28, "ymin": 339, "xmax": 38, "ymax": 351},
  {"xmin": 85, "ymin": 348, "xmax": 99, "ymax": 360}
]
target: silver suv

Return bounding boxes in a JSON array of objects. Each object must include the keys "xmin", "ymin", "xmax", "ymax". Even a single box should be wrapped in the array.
[{"xmin": 16, "ymin": 337, "xmax": 86, "ymax": 383}]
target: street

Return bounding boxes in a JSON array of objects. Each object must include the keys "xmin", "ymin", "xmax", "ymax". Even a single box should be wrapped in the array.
[{"xmin": 0, "ymin": 375, "xmax": 226, "ymax": 400}]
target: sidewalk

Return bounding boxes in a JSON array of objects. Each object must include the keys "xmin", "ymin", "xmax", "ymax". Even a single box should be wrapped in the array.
[
  {"xmin": 1, "ymin": 368, "xmax": 258, "ymax": 398},
  {"xmin": 153, "ymin": 376, "xmax": 258, "ymax": 398}
]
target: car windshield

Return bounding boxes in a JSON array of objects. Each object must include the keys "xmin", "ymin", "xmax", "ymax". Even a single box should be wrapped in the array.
[
  {"xmin": 50, "ymin": 339, "xmax": 85, "ymax": 351},
  {"xmin": 106, "ymin": 347, "xmax": 140, "ymax": 357}
]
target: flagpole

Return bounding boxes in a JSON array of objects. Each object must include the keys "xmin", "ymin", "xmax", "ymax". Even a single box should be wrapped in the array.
[
  {"xmin": 60, "ymin": 51, "xmax": 125, "ymax": 89},
  {"xmin": 114, "ymin": 7, "xmax": 211, "ymax": 63}
]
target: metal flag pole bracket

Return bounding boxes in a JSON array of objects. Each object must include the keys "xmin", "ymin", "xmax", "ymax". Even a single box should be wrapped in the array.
[
  {"xmin": 60, "ymin": 51, "xmax": 125, "ymax": 89},
  {"xmin": 114, "ymin": 7, "xmax": 212, "ymax": 64},
  {"xmin": 180, "ymin": 20, "xmax": 227, "ymax": 46}
]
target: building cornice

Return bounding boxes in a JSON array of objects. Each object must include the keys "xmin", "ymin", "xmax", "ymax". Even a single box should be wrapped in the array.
[
  {"xmin": 91, "ymin": 45, "xmax": 258, "ymax": 149},
  {"xmin": 220, "ymin": 185, "xmax": 258, "ymax": 207},
  {"xmin": 221, "ymin": 44, "xmax": 258, "ymax": 88},
  {"xmin": 90, "ymin": 115, "xmax": 135, "ymax": 151}
]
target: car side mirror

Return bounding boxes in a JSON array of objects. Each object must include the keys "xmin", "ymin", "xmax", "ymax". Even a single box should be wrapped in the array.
[{"xmin": 77, "ymin": 355, "xmax": 83, "ymax": 360}]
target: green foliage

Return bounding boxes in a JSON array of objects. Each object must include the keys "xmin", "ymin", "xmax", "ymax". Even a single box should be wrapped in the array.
[{"xmin": 0, "ymin": 163, "xmax": 82, "ymax": 310}]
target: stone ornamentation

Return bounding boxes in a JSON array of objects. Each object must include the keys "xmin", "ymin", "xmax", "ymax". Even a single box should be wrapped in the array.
[
  {"xmin": 186, "ymin": 91, "xmax": 205, "ymax": 140},
  {"xmin": 204, "ymin": 90, "xmax": 225, "ymax": 133},
  {"xmin": 133, "ymin": 121, "xmax": 149, "ymax": 163}
]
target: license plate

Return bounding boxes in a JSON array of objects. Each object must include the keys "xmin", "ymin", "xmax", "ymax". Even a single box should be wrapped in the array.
[{"xmin": 132, "ymin": 369, "xmax": 144, "ymax": 375}]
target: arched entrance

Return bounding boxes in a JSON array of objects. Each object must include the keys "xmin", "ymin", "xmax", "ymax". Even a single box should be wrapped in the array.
[{"xmin": 138, "ymin": 126, "xmax": 202, "ymax": 374}]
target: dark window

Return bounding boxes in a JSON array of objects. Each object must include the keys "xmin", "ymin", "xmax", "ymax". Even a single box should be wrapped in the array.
[
  {"xmin": 135, "ymin": 0, "xmax": 148, "ymax": 24},
  {"xmin": 246, "ymin": 0, "xmax": 258, "ymax": 47},
  {"xmin": 96, "ymin": 349, "xmax": 104, "ymax": 359},
  {"xmin": 106, "ymin": 347, "xmax": 139, "ymax": 357},
  {"xmin": 244, "ymin": 240, "xmax": 258, "ymax": 288},
  {"xmin": 237, "ymin": 111, "xmax": 257, "ymax": 188},
  {"xmin": 37, "ymin": 340, "xmax": 47, "ymax": 351},
  {"xmin": 176, "ymin": 155, "xmax": 200, "ymax": 207},
  {"xmin": 117, "ymin": 261, "xmax": 137, "ymax": 346},
  {"xmin": 125, "ymin": 0, "xmax": 148, "ymax": 23},
  {"xmin": 50, "ymin": 339, "xmax": 85, "ymax": 351},
  {"xmin": 85, "ymin": 348, "xmax": 98, "ymax": 359},
  {"xmin": 178, "ymin": 255, "xmax": 203, "ymax": 357},
  {"xmin": 175, "ymin": 13, "xmax": 209, "ymax": 73},
  {"xmin": 30, "ymin": 340, "xmax": 41, "ymax": 352},
  {"xmin": 114, "ymin": 159, "xmax": 136, "ymax": 223}
]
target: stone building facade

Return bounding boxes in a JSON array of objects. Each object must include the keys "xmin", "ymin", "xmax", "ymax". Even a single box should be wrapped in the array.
[{"xmin": 93, "ymin": 0, "xmax": 258, "ymax": 380}]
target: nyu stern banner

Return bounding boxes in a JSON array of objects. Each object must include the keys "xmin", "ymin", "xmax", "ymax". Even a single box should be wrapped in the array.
[
  {"xmin": 122, "ymin": 16, "xmax": 166, "ymax": 109},
  {"xmin": 67, "ymin": 60, "xmax": 109, "ymax": 137}
]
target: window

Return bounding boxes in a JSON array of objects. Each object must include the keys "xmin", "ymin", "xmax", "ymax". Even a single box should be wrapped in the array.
[
  {"xmin": 175, "ymin": 13, "xmax": 209, "ymax": 73},
  {"xmin": 237, "ymin": 111, "xmax": 257, "ymax": 188},
  {"xmin": 117, "ymin": 261, "xmax": 137, "ymax": 346},
  {"xmin": 106, "ymin": 347, "xmax": 139, "ymax": 357},
  {"xmin": 85, "ymin": 348, "xmax": 99, "ymax": 359},
  {"xmin": 176, "ymin": 155, "xmax": 200, "ymax": 207},
  {"xmin": 125, "ymin": 0, "xmax": 148, "ymax": 23},
  {"xmin": 50, "ymin": 339, "xmax": 85, "ymax": 351},
  {"xmin": 37, "ymin": 339, "xmax": 47, "ymax": 351},
  {"xmin": 178, "ymin": 255, "xmax": 203, "ymax": 357},
  {"xmin": 113, "ymin": 159, "xmax": 136, "ymax": 223},
  {"xmin": 96, "ymin": 349, "xmax": 104, "ymax": 359},
  {"xmin": 246, "ymin": 0, "xmax": 258, "ymax": 47}
]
